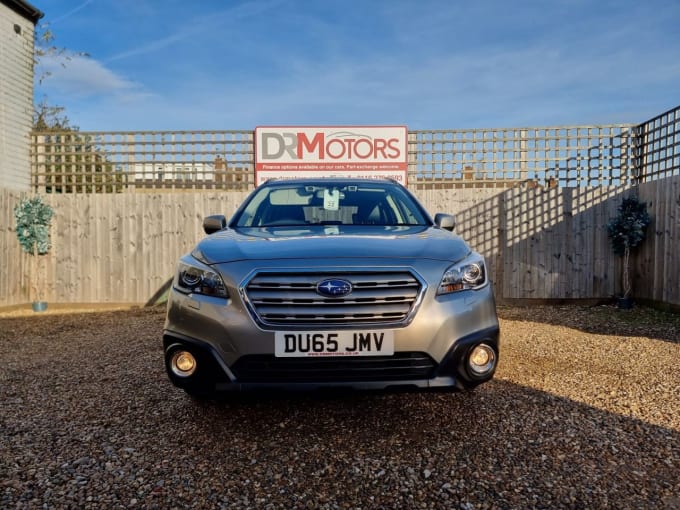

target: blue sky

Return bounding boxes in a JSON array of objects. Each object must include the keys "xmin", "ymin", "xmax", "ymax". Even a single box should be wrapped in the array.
[{"xmin": 34, "ymin": 0, "xmax": 680, "ymax": 131}]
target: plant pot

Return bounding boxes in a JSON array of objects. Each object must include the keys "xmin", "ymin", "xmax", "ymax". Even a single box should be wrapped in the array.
[
  {"xmin": 616, "ymin": 297, "xmax": 633, "ymax": 310},
  {"xmin": 32, "ymin": 301, "xmax": 48, "ymax": 312}
]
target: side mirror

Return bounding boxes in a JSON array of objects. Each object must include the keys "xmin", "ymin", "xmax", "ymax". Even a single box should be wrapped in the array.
[
  {"xmin": 203, "ymin": 215, "xmax": 227, "ymax": 235},
  {"xmin": 434, "ymin": 213, "xmax": 456, "ymax": 231}
]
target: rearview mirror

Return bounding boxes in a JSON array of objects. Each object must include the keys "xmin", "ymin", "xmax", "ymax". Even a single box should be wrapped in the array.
[
  {"xmin": 434, "ymin": 213, "xmax": 455, "ymax": 231},
  {"xmin": 203, "ymin": 215, "xmax": 227, "ymax": 235}
]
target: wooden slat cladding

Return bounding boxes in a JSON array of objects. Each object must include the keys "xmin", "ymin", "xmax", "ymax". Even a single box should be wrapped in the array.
[
  {"xmin": 0, "ymin": 188, "xmax": 29, "ymax": 305},
  {"xmin": 635, "ymin": 175, "xmax": 680, "ymax": 305},
  {"xmin": 1, "ymin": 177, "xmax": 678, "ymax": 308},
  {"xmin": 0, "ymin": 6, "xmax": 36, "ymax": 191},
  {"xmin": 0, "ymin": 190, "xmax": 249, "ymax": 307}
]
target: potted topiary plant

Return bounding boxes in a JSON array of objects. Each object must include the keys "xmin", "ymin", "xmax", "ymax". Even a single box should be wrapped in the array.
[
  {"xmin": 14, "ymin": 196, "xmax": 55, "ymax": 312},
  {"xmin": 606, "ymin": 195, "xmax": 651, "ymax": 309}
]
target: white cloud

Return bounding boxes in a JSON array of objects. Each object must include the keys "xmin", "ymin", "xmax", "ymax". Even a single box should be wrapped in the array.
[
  {"xmin": 106, "ymin": 31, "xmax": 191, "ymax": 63},
  {"xmin": 106, "ymin": 0, "xmax": 285, "ymax": 62},
  {"xmin": 49, "ymin": 0, "xmax": 95, "ymax": 25},
  {"xmin": 42, "ymin": 0, "xmax": 680, "ymax": 131},
  {"xmin": 37, "ymin": 53, "xmax": 152, "ymax": 101}
]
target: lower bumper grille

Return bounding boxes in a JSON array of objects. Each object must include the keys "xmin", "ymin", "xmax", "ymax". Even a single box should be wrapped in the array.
[{"xmin": 231, "ymin": 352, "xmax": 437, "ymax": 383}]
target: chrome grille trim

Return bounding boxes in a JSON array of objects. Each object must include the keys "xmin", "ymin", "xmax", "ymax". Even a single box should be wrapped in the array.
[{"xmin": 241, "ymin": 269, "xmax": 425, "ymax": 328}]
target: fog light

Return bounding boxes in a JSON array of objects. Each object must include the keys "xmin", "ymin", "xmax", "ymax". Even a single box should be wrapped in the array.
[
  {"xmin": 170, "ymin": 350, "xmax": 197, "ymax": 377},
  {"xmin": 468, "ymin": 344, "xmax": 496, "ymax": 375}
]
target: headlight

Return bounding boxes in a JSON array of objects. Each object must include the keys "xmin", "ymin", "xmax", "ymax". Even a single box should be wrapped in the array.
[
  {"xmin": 437, "ymin": 256, "xmax": 487, "ymax": 295},
  {"xmin": 175, "ymin": 260, "xmax": 228, "ymax": 298}
]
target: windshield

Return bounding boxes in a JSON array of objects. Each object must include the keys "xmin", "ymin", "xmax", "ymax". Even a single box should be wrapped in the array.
[{"xmin": 233, "ymin": 181, "xmax": 430, "ymax": 228}]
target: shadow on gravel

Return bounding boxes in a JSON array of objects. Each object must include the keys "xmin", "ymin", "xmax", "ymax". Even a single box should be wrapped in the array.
[
  {"xmin": 498, "ymin": 304, "xmax": 680, "ymax": 344},
  {"xmin": 150, "ymin": 381, "xmax": 680, "ymax": 508},
  {"xmin": 1, "ymin": 308, "xmax": 678, "ymax": 508}
]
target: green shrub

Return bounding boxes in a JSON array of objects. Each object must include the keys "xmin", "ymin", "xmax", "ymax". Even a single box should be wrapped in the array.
[
  {"xmin": 606, "ymin": 195, "xmax": 651, "ymax": 299},
  {"xmin": 14, "ymin": 196, "xmax": 54, "ymax": 255}
]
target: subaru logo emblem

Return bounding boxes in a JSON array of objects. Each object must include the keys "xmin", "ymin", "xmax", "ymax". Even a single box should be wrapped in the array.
[{"xmin": 316, "ymin": 279, "xmax": 352, "ymax": 298}]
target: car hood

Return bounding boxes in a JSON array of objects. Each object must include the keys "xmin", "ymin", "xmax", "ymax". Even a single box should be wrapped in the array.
[{"xmin": 193, "ymin": 225, "xmax": 471, "ymax": 264}]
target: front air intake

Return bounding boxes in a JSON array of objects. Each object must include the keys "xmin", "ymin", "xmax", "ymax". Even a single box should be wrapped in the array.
[{"xmin": 243, "ymin": 270, "xmax": 424, "ymax": 327}]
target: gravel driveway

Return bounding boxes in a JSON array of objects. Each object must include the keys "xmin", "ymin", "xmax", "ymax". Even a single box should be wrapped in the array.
[{"xmin": 1, "ymin": 305, "xmax": 678, "ymax": 509}]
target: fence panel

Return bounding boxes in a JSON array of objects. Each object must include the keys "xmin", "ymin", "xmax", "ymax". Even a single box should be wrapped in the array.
[
  {"xmin": 636, "ymin": 106, "xmax": 680, "ymax": 182},
  {"xmin": 0, "ymin": 188, "xmax": 30, "ymax": 306},
  {"xmin": 0, "ymin": 191, "xmax": 249, "ymax": 306},
  {"xmin": 45, "ymin": 192, "xmax": 250, "ymax": 304},
  {"xmin": 408, "ymin": 125, "xmax": 635, "ymax": 189},
  {"xmin": 30, "ymin": 125, "xmax": 637, "ymax": 194},
  {"xmin": 501, "ymin": 185, "xmax": 627, "ymax": 300},
  {"xmin": 3, "ymin": 178, "xmax": 678, "ymax": 308},
  {"xmin": 7, "ymin": 108, "xmax": 680, "ymax": 308},
  {"xmin": 31, "ymin": 131, "xmax": 255, "ymax": 193},
  {"xmin": 635, "ymin": 175, "xmax": 680, "ymax": 304},
  {"xmin": 413, "ymin": 187, "xmax": 505, "ymax": 290},
  {"xmin": 29, "ymin": 108, "xmax": 680, "ymax": 193}
]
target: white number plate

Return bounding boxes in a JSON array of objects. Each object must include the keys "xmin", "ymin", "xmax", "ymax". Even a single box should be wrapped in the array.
[{"xmin": 275, "ymin": 331, "xmax": 394, "ymax": 357}]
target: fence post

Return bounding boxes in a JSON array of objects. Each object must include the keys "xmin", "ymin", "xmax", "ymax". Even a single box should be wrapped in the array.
[
  {"xmin": 126, "ymin": 134, "xmax": 136, "ymax": 191},
  {"xmin": 496, "ymin": 191, "xmax": 507, "ymax": 303},
  {"xmin": 32, "ymin": 133, "xmax": 46, "ymax": 193},
  {"xmin": 519, "ymin": 129, "xmax": 528, "ymax": 182},
  {"xmin": 629, "ymin": 124, "xmax": 642, "ymax": 183},
  {"xmin": 408, "ymin": 131, "xmax": 417, "ymax": 186}
]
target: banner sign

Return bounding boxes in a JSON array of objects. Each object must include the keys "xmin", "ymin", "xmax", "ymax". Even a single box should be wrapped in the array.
[{"xmin": 254, "ymin": 126, "xmax": 408, "ymax": 185}]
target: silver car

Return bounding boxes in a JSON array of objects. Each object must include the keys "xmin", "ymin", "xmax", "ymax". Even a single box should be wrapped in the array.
[{"xmin": 163, "ymin": 178, "xmax": 499, "ymax": 396}]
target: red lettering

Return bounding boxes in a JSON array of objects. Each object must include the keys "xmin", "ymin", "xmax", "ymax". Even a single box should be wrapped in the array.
[
  {"xmin": 345, "ymin": 139, "xmax": 355, "ymax": 159},
  {"xmin": 326, "ymin": 139, "xmax": 346, "ymax": 159},
  {"xmin": 291, "ymin": 133, "xmax": 403, "ymax": 161},
  {"xmin": 386, "ymin": 138, "xmax": 401, "ymax": 158},
  {"xmin": 374, "ymin": 138, "xmax": 388, "ymax": 158},
  {"xmin": 297, "ymin": 132, "xmax": 325, "ymax": 159},
  {"xmin": 354, "ymin": 139, "xmax": 373, "ymax": 159}
]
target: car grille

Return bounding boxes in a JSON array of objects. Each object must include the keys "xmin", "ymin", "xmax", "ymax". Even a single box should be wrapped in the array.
[
  {"xmin": 243, "ymin": 271, "xmax": 423, "ymax": 326},
  {"xmin": 231, "ymin": 352, "xmax": 437, "ymax": 383}
]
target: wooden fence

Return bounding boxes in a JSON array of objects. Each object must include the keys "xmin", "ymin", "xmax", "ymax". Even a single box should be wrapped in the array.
[
  {"xmin": 2, "ymin": 175, "xmax": 678, "ymax": 308},
  {"xmin": 636, "ymin": 106, "xmax": 680, "ymax": 183},
  {"xmin": 28, "ymin": 105, "xmax": 679, "ymax": 193},
  {"xmin": 30, "ymin": 123, "xmax": 638, "ymax": 193}
]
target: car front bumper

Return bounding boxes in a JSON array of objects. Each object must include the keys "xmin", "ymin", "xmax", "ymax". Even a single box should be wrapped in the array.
[
  {"xmin": 164, "ymin": 324, "xmax": 499, "ymax": 394},
  {"xmin": 163, "ymin": 260, "xmax": 500, "ymax": 394}
]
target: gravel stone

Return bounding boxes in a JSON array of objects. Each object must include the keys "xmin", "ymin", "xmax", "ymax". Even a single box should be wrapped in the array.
[{"xmin": 1, "ymin": 305, "xmax": 678, "ymax": 509}]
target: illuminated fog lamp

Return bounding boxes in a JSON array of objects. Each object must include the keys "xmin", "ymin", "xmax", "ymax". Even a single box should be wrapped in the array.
[
  {"xmin": 170, "ymin": 350, "xmax": 197, "ymax": 377},
  {"xmin": 468, "ymin": 344, "xmax": 496, "ymax": 375}
]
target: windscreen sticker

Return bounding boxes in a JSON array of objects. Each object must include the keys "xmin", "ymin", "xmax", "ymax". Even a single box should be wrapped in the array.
[{"xmin": 323, "ymin": 189, "xmax": 340, "ymax": 211}]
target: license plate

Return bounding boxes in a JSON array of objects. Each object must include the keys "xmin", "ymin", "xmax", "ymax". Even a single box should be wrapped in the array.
[{"xmin": 274, "ymin": 331, "xmax": 394, "ymax": 357}]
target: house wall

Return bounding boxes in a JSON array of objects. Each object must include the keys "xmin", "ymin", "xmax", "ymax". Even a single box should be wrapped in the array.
[{"xmin": 0, "ymin": 2, "xmax": 36, "ymax": 191}]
